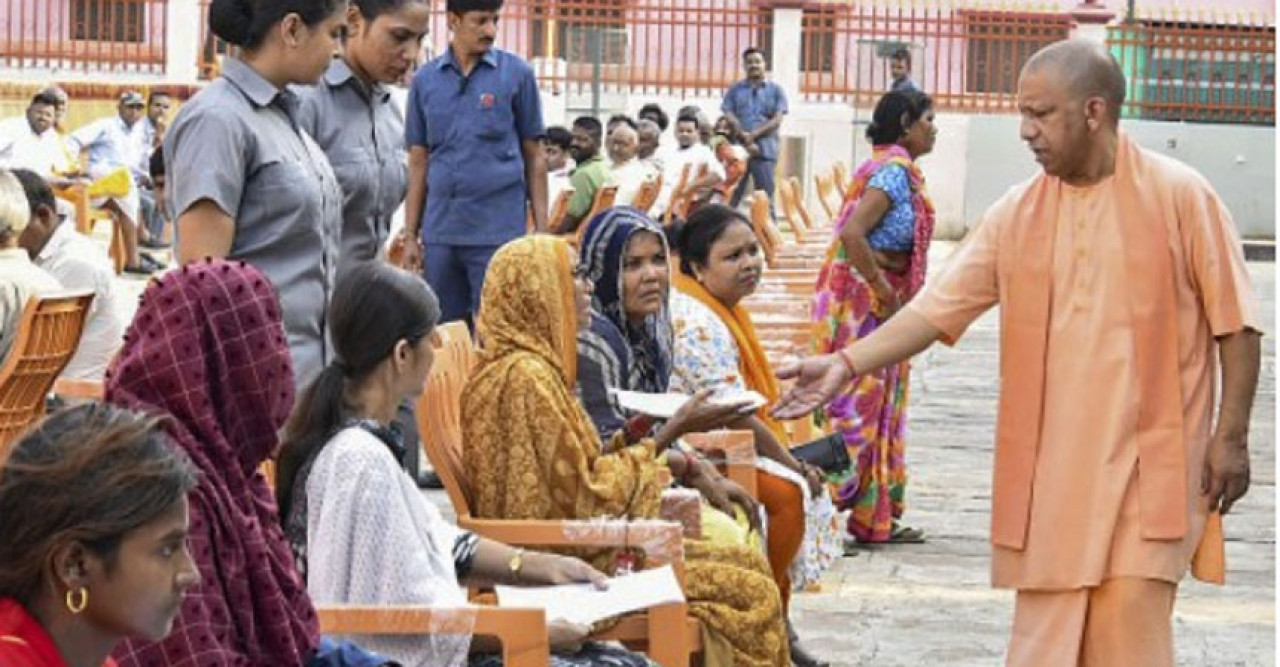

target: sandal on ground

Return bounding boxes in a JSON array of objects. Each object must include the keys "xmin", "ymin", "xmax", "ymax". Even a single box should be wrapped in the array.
[
  {"xmin": 888, "ymin": 523, "xmax": 926, "ymax": 543},
  {"xmin": 138, "ymin": 252, "xmax": 167, "ymax": 272}
]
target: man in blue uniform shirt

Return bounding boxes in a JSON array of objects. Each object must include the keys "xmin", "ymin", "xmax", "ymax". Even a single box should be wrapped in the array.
[
  {"xmin": 722, "ymin": 46, "xmax": 788, "ymax": 216},
  {"xmin": 402, "ymin": 0, "xmax": 547, "ymax": 324}
]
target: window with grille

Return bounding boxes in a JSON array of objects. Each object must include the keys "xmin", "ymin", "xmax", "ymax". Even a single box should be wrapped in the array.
[
  {"xmin": 530, "ymin": 1, "xmax": 628, "ymax": 65},
  {"xmin": 1112, "ymin": 20, "xmax": 1275, "ymax": 124},
  {"xmin": 72, "ymin": 0, "xmax": 146, "ymax": 43},
  {"xmin": 754, "ymin": 10, "xmax": 836, "ymax": 73},
  {"xmin": 963, "ymin": 11, "xmax": 1071, "ymax": 94}
]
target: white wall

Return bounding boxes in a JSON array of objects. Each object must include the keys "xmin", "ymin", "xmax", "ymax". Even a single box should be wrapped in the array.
[{"xmin": 960, "ymin": 115, "xmax": 1277, "ymax": 239}]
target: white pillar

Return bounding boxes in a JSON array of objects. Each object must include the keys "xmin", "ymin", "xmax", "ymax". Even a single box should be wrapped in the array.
[
  {"xmin": 1069, "ymin": 1, "xmax": 1116, "ymax": 44},
  {"xmin": 165, "ymin": 0, "xmax": 201, "ymax": 84},
  {"xmin": 770, "ymin": 7, "xmax": 802, "ymax": 98}
]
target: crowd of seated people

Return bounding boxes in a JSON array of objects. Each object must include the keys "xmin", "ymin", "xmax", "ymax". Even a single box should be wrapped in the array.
[{"xmin": 0, "ymin": 2, "xmax": 840, "ymax": 665}]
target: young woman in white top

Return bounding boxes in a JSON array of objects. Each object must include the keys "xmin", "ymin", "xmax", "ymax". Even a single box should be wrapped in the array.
[{"xmin": 275, "ymin": 261, "xmax": 655, "ymax": 667}]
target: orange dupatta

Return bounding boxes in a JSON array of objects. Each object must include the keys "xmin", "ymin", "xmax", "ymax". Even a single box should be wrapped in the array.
[
  {"xmin": 672, "ymin": 271, "xmax": 789, "ymax": 444},
  {"xmin": 998, "ymin": 133, "xmax": 1188, "ymax": 551}
]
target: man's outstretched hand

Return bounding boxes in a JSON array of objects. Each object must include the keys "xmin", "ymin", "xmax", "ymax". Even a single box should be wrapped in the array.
[{"xmin": 770, "ymin": 353, "xmax": 853, "ymax": 420}]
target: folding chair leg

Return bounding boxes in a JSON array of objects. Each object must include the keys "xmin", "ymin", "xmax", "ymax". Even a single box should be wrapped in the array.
[{"xmin": 648, "ymin": 603, "xmax": 690, "ymax": 667}]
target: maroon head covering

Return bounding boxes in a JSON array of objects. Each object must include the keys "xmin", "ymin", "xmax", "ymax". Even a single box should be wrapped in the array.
[{"xmin": 108, "ymin": 260, "xmax": 319, "ymax": 666}]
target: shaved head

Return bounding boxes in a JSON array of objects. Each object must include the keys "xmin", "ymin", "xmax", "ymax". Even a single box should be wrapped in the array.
[{"xmin": 1022, "ymin": 39, "xmax": 1126, "ymax": 125}]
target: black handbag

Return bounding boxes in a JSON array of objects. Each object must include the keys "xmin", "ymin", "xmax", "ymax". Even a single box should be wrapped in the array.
[{"xmin": 791, "ymin": 433, "xmax": 851, "ymax": 474}]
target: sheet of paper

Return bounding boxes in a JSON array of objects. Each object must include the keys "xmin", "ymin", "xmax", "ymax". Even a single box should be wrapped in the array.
[
  {"xmin": 494, "ymin": 565, "xmax": 686, "ymax": 626},
  {"xmin": 610, "ymin": 389, "xmax": 767, "ymax": 420}
]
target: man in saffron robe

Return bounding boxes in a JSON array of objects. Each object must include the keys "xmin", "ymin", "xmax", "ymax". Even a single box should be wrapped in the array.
[{"xmin": 771, "ymin": 39, "xmax": 1262, "ymax": 666}]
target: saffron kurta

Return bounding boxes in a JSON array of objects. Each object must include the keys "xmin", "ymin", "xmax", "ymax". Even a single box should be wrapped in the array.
[{"xmin": 908, "ymin": 133, "xmax": 1260, "ymax": 590}]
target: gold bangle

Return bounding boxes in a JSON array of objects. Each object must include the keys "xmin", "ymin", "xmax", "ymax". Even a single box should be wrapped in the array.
[{"xmin": 837, "ymin": 348, "xmax": 858, "ymax": 377}]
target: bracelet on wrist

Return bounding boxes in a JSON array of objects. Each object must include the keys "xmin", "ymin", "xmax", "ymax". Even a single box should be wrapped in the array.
[{"xmin": 837, "ymin": 348, "xmax": 858, "ymax": 377}]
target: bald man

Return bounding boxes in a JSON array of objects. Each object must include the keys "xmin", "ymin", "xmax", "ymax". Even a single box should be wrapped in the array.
[
  {"xmin": 772, "ymin": 39, "xmax": 1261, "ymax": 665},
  {"xmin": 606, "ymin": 123, "xmax": 656, "ymax": 209}
]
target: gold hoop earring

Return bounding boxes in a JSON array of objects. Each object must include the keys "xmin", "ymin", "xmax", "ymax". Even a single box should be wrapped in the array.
[{"xmin": 65, "ymin": 587, "xmax": 88, "ymax": 614}]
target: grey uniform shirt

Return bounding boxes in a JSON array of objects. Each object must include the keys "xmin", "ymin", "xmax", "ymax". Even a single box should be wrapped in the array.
[
  {"xmin": 163, "ymin": 57, "xmax": 343, "ymax": 390},
  {"xmin": 295, "ymin": 59, "xmax": 408, "ymax": 266}
]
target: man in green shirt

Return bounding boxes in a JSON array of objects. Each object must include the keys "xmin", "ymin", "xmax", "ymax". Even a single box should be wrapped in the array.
[{"xmin": 560, "ymin": 116, "xmax": 608, "ymax": 234}]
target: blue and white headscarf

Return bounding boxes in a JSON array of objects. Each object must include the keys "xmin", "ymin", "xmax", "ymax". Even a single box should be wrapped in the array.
[{"xmin": 575, "ymin": 207, "xmax": 675, "ymax": 437}]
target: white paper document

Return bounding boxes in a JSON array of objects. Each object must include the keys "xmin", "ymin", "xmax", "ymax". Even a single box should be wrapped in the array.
[
  {"xmin": 494, "ymin": 565, "xmax": 686, "ymax": 626},
  {"xmin": 610, "ymin": 389, "xmax": 767, "ymax": 420}
]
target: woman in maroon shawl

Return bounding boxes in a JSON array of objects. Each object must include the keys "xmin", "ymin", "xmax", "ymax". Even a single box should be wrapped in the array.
[{"xmin": 106, "ymin": 259, "xmax": 320, "ymax": 665}]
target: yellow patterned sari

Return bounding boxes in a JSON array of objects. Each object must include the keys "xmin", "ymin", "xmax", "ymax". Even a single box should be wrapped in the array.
[{"xmin": 462, "ymin": 236, "xmax": 787, "ymax": 667}]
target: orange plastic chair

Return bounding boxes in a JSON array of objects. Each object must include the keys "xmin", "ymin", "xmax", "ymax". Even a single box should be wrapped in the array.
[
  {"xmin": 683, "ymin": 430, "xmax": 758, "ymax": 498},
  {"xmin": 776, "ymin": 179, "xmax": 810, "ymax": 244},
  {"xmin": 573, "ymin": 184, "xmax": 619, "ymax": 247},
  {"xmin": 317, "ymin": 606, "xmax": 551, "ymax": 667},
  {"xmin": 813, "ymin": 172, "xmax": 840, "ymax": 220},
  {"xmin": 788, "ymin": 176, "xmax": 827, "ymax": 235},
  {"xmin": 630, "ymin": 173, "xmax": 663, "ymax": 214},
  {"xmin": 416, "ymin": 343, "xmax": 699, "ymax": 667},
  {"xmin": 660, "ymin": 164, "xmax": 693, "ymax": 227},
  {"xmin": 0, "ymin": 290, "xmax": 95, "ymax": 458},
  {"xmin": 832, "ymin": 160, "xmax": 852, "ymax": 199},
  {"xmin": 584, "ymin": 184, "xmax": 619, "ymax": 225},
  {"xmin": 748, "ymin": 191, "xmax": 776, "ymax": 268},
  {"xmin": 546, "ymin": 187, "xmax": 575, "ymax": 234},
  {"xmin": 53, "ymin": 185, "xmax": 126, "ymax": 274},
  {"xmin": 435, "ymin": 320, "xmax": 475, "ymax": 373}
]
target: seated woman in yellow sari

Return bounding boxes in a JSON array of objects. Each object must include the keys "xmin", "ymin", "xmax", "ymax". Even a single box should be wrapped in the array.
[{"xmin": 461, "ymin": 235, "xmax": 788, "ymax": 667}]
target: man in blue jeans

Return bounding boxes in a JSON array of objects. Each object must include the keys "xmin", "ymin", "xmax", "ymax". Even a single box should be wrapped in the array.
[
  {"xmin": 722, "ymin": 46, "xmax": 788, "ymax": 216},
  {"xmin": 402, "ymin": 0, "xmax": 547, "ymax": 325}
]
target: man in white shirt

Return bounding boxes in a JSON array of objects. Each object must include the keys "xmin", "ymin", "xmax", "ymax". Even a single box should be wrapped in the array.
[
  {"xmin": 543, "ymin": 125, "xmax": 574, "ymax": 218},
  {"xmin": 606, "ymin": 123, "xmax": 655, "ymax": 208},
  {"xmin": 636, "ymin": 119, "xmax": 667, "ymax": 175},
  {"xmin": 13, "ymin": 169, "xmax": 122, "ymax": 380},
  {"xmin": 0, "ymin": 92, "xmax": 77, "ymax": 179},
  {"xmin": 651, "ymin": 113, "xmax": 724, "ymax": 218},
  {"xmin": 0, "ymin": 170, "xmax": 62, "ymax": 364},
  {"xmin": 135, "ymin": 91, "xmax": 172, "ymax": 250},
  {"xmin": 67, "ymin": 91, "xmax": 159, "ymax": 274}
]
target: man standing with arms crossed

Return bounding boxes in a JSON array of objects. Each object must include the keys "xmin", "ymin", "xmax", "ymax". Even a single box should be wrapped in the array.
[
  {"xmin": 722, "ymin": 46, "xmax": 787, "ymax": 215},
  {"xmin": 402, "ymin": 0, "xmax": 546, "ymax": 324},
  {"xmin": 773, "ymin": 40, "xmax": 1261, "ymax": 665}
]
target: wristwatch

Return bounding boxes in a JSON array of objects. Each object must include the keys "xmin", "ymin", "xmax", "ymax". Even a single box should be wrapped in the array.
[{"xmin": 508, "ymin": 548, "xmax": 526, "ymax": 583}]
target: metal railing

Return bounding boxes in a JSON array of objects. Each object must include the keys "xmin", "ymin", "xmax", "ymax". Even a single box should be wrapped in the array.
[
  {"xmin": 30, "ymin": 0, "xmax": 1270, "ymax": 127},
  {"xmin": 792, "ymin": 1, "xmax": 1073, "ymax": 112},
  {"xmin": 1108, "ymin": 8, "xmax": 1275, "ymax": 125},
  {"xmin": 0, "ymin": 0, "xmax": 167, "ymax": 75}
]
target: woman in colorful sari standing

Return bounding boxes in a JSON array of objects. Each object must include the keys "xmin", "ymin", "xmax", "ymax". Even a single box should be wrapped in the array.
[{"xmin": 811, "ymin": 89, "xmax": 937, "ymax": 545}]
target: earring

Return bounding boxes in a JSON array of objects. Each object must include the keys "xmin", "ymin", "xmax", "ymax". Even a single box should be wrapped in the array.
[{"xmin": 65, "ymin": 587, "xmax": 88, "ymax": 614}]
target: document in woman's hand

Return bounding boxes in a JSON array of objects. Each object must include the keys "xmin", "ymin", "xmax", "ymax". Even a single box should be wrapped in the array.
[{"xmin": 494, "ymin": 565, "xmax": 686, "ymax": 626}]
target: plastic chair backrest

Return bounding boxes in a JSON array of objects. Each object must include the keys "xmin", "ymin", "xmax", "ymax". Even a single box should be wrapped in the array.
[
  {"xmin": 814, "ymin": 173, "xmax": 838, "ymax": 220},
  {"xmin": 585, "ymin": 184, "xmax": 619, "ymax": 223},
  {"xmin": 436, "ymin": 320, "xmax": 474, "ymax": 373},
  {"xmin": 788, "ymin": 176, "xmax": 818, "ymax": 231},
  {"xmin": 777, "ymin": 179, "xmax": 807, "ymax": 243},
  {"xmin": 832, "ymin": 160, "xmax": 851, "ymax": 198},
  {"xmin": 0, "ymin": 290, "xmax": 94, "ymax": 458},
  {"xmin": 662, "ymin": 163, "xmax": 693, "ymax": 225},
  {"xmin": 631, "ymin": 173, "xmax": 663, "ymax": 213},
  {"xmin": 547, "ymin": 187, "xmax": 575, "ymax": 234},
  {"xmin": 417, "ymin": 343, "xmax": 473, "ymax": 517},
  {"xmin": 748, "ymin": 191, "xmax": 777, "ymax": 267}
]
